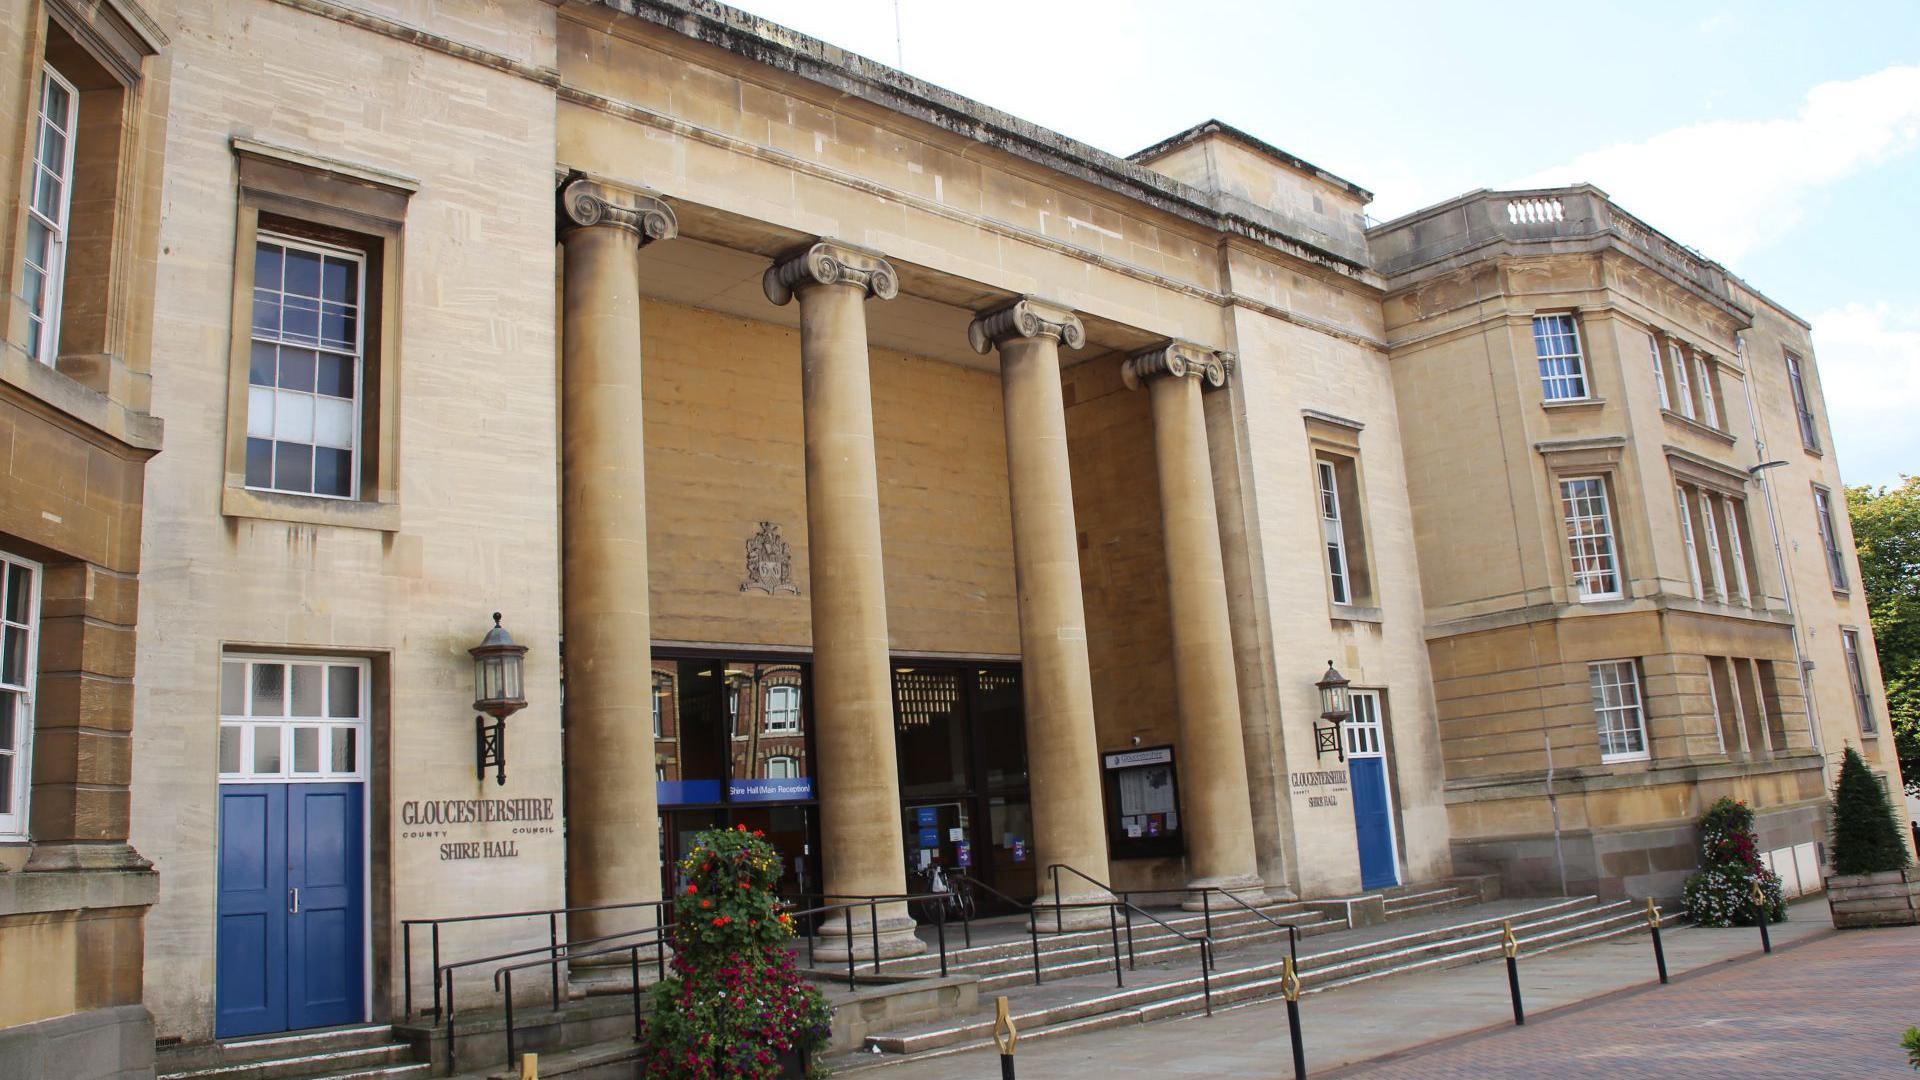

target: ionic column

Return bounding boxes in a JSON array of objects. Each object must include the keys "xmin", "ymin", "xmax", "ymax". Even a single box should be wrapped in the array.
[
  {"xmin": 968, "ymin": 298, "xmax": 1112, "ymax": 925},
  {"xmin": 1124, "ymin": 342, "xmax": 1263, "ymax": 902},
  {"xmin": 558, "ymin": 179, "xmax": 677, "ymax": 947},
  {"xmin": 764, "ymin": 241, "xmax": 922, "ymax": 959}
]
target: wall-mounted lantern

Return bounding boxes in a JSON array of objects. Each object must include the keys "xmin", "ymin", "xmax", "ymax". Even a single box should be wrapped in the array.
[
  {"xmin": 1314, "ymin": 660, "xmax": 1351, "ymax": 763},
  {"xmin": 470, "ymin": 612, "xmax": 528, "ymax": 785}
]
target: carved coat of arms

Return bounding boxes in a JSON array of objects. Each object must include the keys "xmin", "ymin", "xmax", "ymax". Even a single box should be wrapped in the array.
[{"xmin": 740, "ymin": 521, "xmax": 799, "ymax": 595}]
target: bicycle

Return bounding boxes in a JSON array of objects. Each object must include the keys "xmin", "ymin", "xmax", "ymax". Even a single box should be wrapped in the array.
[{"xmin": 909, "ymin": 863, "xmax": 977, "ymax": 924}]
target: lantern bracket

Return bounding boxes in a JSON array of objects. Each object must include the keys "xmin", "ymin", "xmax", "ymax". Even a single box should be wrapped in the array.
[
  {"xmin": 1314, "ymin": 719, "xmax": 1346, "ymax": 763},
  {"xmin": 476, "ymin": 715, "xmax": 508, "ymax": 785}
]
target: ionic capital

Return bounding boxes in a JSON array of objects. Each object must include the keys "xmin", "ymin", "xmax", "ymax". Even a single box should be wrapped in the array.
[
  {"xmin": 558, "ymin": 177, "xmax": 678, "ymax": 244},
  {"xmin": 967, "ymin": 298, "xmax": 1086, "ymax": 355},
  {"xmin": 1122, "ymin": 341, "xmax": 1231, "ymax": 390},
  {"xmin": 762, "ymin": 240, "xmax": 899, "ymax": 305}
]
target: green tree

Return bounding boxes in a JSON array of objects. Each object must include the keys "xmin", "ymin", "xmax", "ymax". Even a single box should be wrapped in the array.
[
  {"xmin": 1847, "ymin": 477, "xmax": 1920, "ymax": 794},
  {"xmin": 1831, "ymin": 745, "xmax": 1912, "ymax": 875}
]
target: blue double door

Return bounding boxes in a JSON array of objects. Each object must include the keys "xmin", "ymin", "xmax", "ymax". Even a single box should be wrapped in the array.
[
  {"xmin": 1344, "ymin": 692, "xmax": 1402, "ymax": 891},
  {"xmin": 216, "ymin": 783, "xmax": 366, "ymax": 1039}
]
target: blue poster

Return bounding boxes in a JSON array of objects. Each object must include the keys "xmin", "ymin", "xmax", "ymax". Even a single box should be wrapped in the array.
[
  {"xmin": 956, "ymin": 841, "xmax": 971, "ymax": 868},
  {"xmin": 727, "ymin": 777, "xmax": 814, "ymax": 803},
  {"xmin": 918, "ymin": 827, "xmax": 940, "ymax": 849},
  {"xmin": 1012, "ymin": 839, "xmax": 1026, "ymax": 863},
  {"xmin": 914, "ymin": 806, "xmax": 938, "ymax": 828}
]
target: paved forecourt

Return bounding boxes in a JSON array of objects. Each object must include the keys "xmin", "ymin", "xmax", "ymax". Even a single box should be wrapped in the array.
[{"xmin": 868, "ymin": 898, "xmax": 1853, "ymax": 1078}]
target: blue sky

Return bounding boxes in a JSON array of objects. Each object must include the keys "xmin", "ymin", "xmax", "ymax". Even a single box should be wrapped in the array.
[{"xmin": 732, "ymin": 0, "xmax": 1920, "ymax": 487}]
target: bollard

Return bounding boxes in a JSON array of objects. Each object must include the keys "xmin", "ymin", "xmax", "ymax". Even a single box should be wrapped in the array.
[
  {"xmin": 1281, "ymin": 956, "xmax": 1307, "ymax": 1080},
  {"xmin": 520, "ymin": 1052, "xmax": 539, "ymax": 1080},
  {"xmin": 1646, "ymin": 898, "xmax": 1668, "ymax": 984},
  {"xmin": 993, "ymin": 995, "xmax": 1019, "ymax": 1080},
  {"xmin": 1501, "ymin": 920, "xmax": 1525, "ymax": 1026},
  {"xmin": 1750, "ymin": 880, "xmax": 1772, "ymax": 954}
]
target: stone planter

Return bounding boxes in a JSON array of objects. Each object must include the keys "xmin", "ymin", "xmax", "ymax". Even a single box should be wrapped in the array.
[{"xmin": 1825, "ymin": 867, "xmax": 1920, "ymax": 927}]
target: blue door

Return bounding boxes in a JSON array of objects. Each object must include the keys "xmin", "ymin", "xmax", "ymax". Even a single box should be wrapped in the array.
[
  {"xmin": 1344, "ymin": 691, "xmax": 1401, "ymax": 891},
  {"xmin": 217, "ymin": 783, "xmax": 365, "ymax": 1038}
]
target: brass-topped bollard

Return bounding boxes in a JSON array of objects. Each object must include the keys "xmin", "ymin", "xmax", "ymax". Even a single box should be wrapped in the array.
[
  {"xmin": 1282, "ymin": 956, "xmax": 1306, "ymax": 1080},
  {"xmin": 1646, "ymin": 898, "xmax": 1668, "ymax": 984},
  {"xmin": 1501, "ymin": 920, "xmax": 1525, "ymax": 1025},
  {"xmin": 1749, "ymin": 880, "xmax": 1772, "ymax": 954},
  {"xmin": 520, "ymin": 1052, "xmax": 538, "ymax": 1080},
  {"xmin": 994, "ymin": 995, "xmax": 1019, "ymax": 1080}
]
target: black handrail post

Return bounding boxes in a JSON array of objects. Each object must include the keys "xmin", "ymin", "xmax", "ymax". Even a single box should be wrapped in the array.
[
  {"xmin": 502, "ymin": 968, "xmax": 516, "ymax": 1069},
  {"xmin": 402, "ymin": 923, "xmax": 413, "ymax": 1019},
  {"xmin": 1108, "ymin": 904, "xmax": 1123, "ymax": 987},
  {"xmin": 1124, "ymin": 904, "xmax": 1136, "ymax": 969},
  {"xmin": 1051, "ymin": 865, "xmax": 1063, "ymax": 934},
  {"xmin": 630, "ymin": 946, "xmax": 643, "ymax": 1042},
  {"xmin": 1201, "ymin": 889, "xmax": 1214, "ymax": 962},
  {"xmin": 868, "ymin": 898, "xmax": 880, "ymax": 975},
  {"xmin": 656, "ymin": 903, "xmax": 667, "ymax": 981},
  {"xmin": 936, "ymin": 899, "xmax": 949, "ymax": 979},
  {"xmin": 1028, "ymin": 915, "xmax": 1042, "ymax": 986},
  {"xmin": 548, "ymin": 911, "xmax": 561, "ymax": 1010},
  {"xmin": 431, "ymin": 924, "xmax": 443, "ymax": 1018},
  {"xmin": 444, "ymin": 970, "xmax": 457, "ymax": 1074},
  {"xmin": 1199, "ymin": 940, "xmax": 1213, "ymax": 1017},
  {"xmin": 844, "ymin": 907, "xmax": 856, "ymax": 990}
]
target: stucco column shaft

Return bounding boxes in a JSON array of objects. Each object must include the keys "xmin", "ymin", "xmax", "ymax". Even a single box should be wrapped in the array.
[
  {"xmin": 765, "ymin": 242, "xmax": 922, "ymax": 959},
  {"xmin": 1129, "ymin": 343, "xmax": 1263, "ymax": 899},
  {"xmin": 970, "ymin": 299, "xmax": 1112, "ymax": 924},
  {"xmin": 558, "ymin": 180, "xmax": 677, "ymax": 946}
]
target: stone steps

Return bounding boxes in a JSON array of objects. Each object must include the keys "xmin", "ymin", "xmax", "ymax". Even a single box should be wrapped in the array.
[
  {"xmin": 157, "ymin": 1024, "xmax": 430, "ymax": 1080},
  {"xmin": 831, "ymin": 896, "xmax": 1670, "ymax": 1071}
]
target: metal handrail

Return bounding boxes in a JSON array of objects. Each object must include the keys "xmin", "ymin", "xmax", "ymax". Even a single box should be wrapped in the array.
[
  {"xmin": 1046, "ymin": 863, "xmax": 1214, "ymax": 1015},
  {"xmin": 492, "ymin": 930, "xmax": 671, "ymax": 1069},
  {"xmin": 947, "ymin": 875, "xmax": 1045, "ymax": 986},
  {"xmin": 436, "ymin": 924, "xmax": 668, "ymax": 1073},
  {"xmin": 401, "ymin": 898, "xmax": 672, "ymax": 1019},
  {"xmin": 1189, "ymin": 885, "xmax": 1299, "ymax": 971},
  {"xmin": 781, "ymin": 890, "xmax": 960, "ymax": 987}
]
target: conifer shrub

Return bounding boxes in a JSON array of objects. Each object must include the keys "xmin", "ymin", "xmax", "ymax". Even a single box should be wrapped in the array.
[
  {"xmin": 641, "ymin": 825, "xmax": 833, "ymax": 1079},
  {"xmin": 1830, "ymin": 745, "xmax": 1913, "ymax": 876},
  {"xmin": 1682, "ymin": 796, "xmax": 1786, "ymax": 926}
]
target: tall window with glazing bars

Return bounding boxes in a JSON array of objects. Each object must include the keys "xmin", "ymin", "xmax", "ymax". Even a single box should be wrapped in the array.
[{"xmin": 1532, "ymin": 313, "xmax": 1588, "ymax": 401}]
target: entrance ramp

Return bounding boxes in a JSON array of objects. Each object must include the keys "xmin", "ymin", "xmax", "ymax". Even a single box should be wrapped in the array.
[{"xmin": 824, "ymin": 891, "xmax": 1676, "ymax": 1072}]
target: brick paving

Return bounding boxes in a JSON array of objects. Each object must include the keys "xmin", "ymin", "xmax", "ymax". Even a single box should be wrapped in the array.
[{"xmin": 1338, "ymin": 925, "xmax": 1920, "ymax": 1079}]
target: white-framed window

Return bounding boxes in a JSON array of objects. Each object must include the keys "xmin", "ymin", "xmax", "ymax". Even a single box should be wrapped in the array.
[
  {"xmin": 765, "ymin": 755, "xmax": 798, "ymax": 779},
  {"xmin": 1841, "ymin": 629, "xmax": 1876, "ymax": 735},
  {"xmin": 1317, "ymin": 459, "xmax": 1352, "ymax": 605},
  {"xmin": 764, "ymin": 684, "xmax": 800, "ymax": 734},
  {"xmin": 219, "ymin": 655, "xmax": 369, "ymax": 781},
  {"xmin": 246, "ymin": 234, "xmax": 366, "ymax": 499},
  {"xmin": 1532, "ymin": 314, "xmax": 1588, "ymax": 401},
  {"xmin": 727, "ymin": 687, "xmax": 740, "ymax": 737},
  {"xmin": 1560, "ymin": 476, "xmax": 1622, "ymax": 600},
  {"xmin": 1786, "ymin": 353, "xmax": 1819, "ymax": 452},
  {"xmin": 653, "ymin": 673, "xmax": 672, "ymax": 738},
  {"xmin": 0, "ymin": 553, "xmax": 41, "ymax": 838},
  {"xmin": 1343, "ymin": 689, "xmax": 1386, "ymax": 759},
  {"xmin": 1675, "ymin": 486, "xmax": 1703, "ymax": 600},
  {"xmin": 1670, "ymin": 343, "xmax": 1695, "ymax": 420},
  {"xmin": 1589, "ymin": 660, "xmax": 1649, "ymax": 762},
  {"xmin": 22, "ymin": 64, "xmax": 78, "ymax": 365},
  {"xmin": 1648, "ymin": 334, "xmax": 1671, "ymax": 411},
  {"xmin": 1701, "ymin": 492, "xmax": 1729, "ymax": 601},
  {"xmin": 1695, "ymin": 356, "xmax": 1720, "ymax": 428},
  {"xmin": 1813, "ymin": 486, "xmax": 1848, "ymax": 590},
  {"xmin": 1723, "ymin": 497, "xmax": 1751, "ymax": 604}
]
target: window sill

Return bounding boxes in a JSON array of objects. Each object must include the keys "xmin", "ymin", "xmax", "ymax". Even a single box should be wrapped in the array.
[
  {"xmin": 222, "ymin": 484, "xmax": 400, "ymax": 532},
  {"xmin": 1541, "ymin": 396, "xmax": 1605, "ymax": 411},
  {"xmin": 1330, "ymin": 603, "xmax": 1383, "ymax": 624},
  {"xmin": 1601, "ymin": 752, "xmax": 1651, "ymax": 765},
  {"xmin": 1659, "ymin": 409, "xmax": 1736, "ymax": 445}
]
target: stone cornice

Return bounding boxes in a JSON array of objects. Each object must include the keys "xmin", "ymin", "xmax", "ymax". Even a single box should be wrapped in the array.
[
  {"xmin": 967, "ymin": 299, "xmax": 1085, "ymax": 354},
  {"xmin": 1122, "ymin": 340, "xmax": 1228, "ymax": 390},
  {"xmin": 761, "ymin": 240, "xmax": 899, "ymax": 305},
  {"xmin": 558, "ymin": 176, "xmax": 678, "ymax": 243}
]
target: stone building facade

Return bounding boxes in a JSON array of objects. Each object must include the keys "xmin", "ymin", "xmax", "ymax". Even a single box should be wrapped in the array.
[{"xmin": 0, "ymin": 0, "xmax": 1904, "ymax": 1073}]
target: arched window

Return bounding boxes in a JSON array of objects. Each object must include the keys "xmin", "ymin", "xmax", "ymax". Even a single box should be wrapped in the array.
[{"xmin": 765, "ymin": 755, "xmax": 798, "ymax": 779}]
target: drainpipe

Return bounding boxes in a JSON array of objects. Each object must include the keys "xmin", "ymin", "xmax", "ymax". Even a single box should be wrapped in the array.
[{"xmin": 1737, "ymin": 335, "xmax": 1821, "ymax": 757}]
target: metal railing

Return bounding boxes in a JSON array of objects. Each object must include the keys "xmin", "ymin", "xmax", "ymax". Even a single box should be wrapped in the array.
[
  {"xmin": 401, "ymin": 899, "xmax": 671, "ymax": 1019},
  {"xmin": 1189, "ymin": 885, "xmax": 1299, "ymax": 971},
  {"xmin": 783, "ymin": 890, "xmax": 967, "ymax": 987},
  {"xmin": 1047, "ymin": 864, "xmax": 1214, "ymax": 1015},
  {"xmin": 492, "ymin": 930, "xmax": 670, "ymax": 1069}
]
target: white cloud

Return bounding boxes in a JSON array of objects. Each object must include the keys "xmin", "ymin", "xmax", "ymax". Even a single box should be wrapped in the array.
[
  {"xmin": 1513, "ymin": 65, "xmax": 1920, "ymax": 264},
  {"xmin": 1809, "ymin": 301, "xmax": 1920, "ymax": 487}
]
